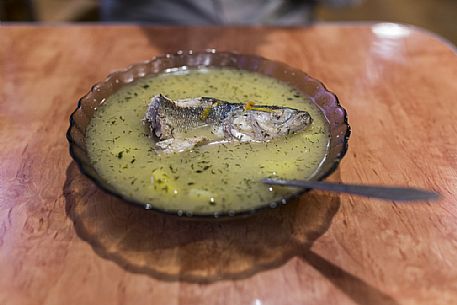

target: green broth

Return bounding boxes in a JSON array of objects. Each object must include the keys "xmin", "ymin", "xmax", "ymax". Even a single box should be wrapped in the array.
[{"xmin": 86, "ymin": 68, "xmax": 329, "ymax": 214}]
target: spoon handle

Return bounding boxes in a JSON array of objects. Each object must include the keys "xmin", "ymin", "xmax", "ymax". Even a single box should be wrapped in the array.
[{"xmin": 261, "ymin": 178, "xmax": 440, "ymax": 201}]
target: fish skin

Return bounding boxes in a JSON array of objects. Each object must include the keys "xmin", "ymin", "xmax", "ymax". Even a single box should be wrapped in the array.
[
  {"xmin": 144, "ymin": 95, "xmax": 241, "ymax": 140},
  {"xmin": 144, "ymin": 95, "xmax": 312, "ymax": 152}
]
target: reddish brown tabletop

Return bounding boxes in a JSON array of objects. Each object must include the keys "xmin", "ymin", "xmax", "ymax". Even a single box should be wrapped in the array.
[{"xmin": 1, "ymin": 23, "xmax": 456, "ymax": 305}]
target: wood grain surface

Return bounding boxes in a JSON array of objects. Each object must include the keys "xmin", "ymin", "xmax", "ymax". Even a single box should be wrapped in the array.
[{"xmin": 1, "ymin": 23, "xmax": 457, "ymax": 305}]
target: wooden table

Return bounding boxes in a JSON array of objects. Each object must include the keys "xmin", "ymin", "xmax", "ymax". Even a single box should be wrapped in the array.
[{"xmin": 1, "ymin": 23, "xmax": 456, "ymax": 305}]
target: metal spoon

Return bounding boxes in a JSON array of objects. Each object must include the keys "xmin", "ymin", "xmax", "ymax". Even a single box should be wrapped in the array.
[{"xmin": 261, "ymin": 178, "xmax": 440, "ymax": 201}]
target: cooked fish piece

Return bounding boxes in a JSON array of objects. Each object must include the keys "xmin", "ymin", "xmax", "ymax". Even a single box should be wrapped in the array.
[
  {"xmin": 155, "ymin": 137, "xmax": 208, "ymax": 154},
  {"xmin": 144, "ymin": 94, "xmax": 312, "ymax": 152}
]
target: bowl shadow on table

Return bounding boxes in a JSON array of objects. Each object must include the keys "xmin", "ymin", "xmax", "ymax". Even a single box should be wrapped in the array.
[
  {"xmin": 64, "ymin": 162, "xmax": 399, "ymax": 304},
  {"xmin": 64, "ymin": 161, "xmax": 340, "ymax": 283}
]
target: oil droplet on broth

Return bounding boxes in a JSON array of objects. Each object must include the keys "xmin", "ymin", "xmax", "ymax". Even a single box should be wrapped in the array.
[{"xmin": 86, "ymin": 68, "xmax": 330, "ymax": 213}]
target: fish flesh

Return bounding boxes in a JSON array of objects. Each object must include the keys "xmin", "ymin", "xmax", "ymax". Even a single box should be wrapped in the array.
[{"xmin": 144, "ymin": 94, "xmax": 312, "ymax": 153}]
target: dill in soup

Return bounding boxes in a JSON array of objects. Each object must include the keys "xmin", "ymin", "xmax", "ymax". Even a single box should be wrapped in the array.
[{"xmin": 86, "ymin": 68, "xmax": 329, "ymax": 214}]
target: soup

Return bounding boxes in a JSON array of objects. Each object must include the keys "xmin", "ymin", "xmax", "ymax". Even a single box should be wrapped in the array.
[{"xmin": 86, "ymin": 68, "xmax": 330, "ymax": 214}]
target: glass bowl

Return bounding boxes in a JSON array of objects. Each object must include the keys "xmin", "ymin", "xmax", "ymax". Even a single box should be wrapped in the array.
[{"xmin": 66, "ymin": 50, "xmax": 350, "ymax": 219}]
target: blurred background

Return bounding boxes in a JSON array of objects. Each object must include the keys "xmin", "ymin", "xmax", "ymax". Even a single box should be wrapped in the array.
[{"xmin": 1, "ymin": 0, "xmax": 456, "ymax": 44}]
